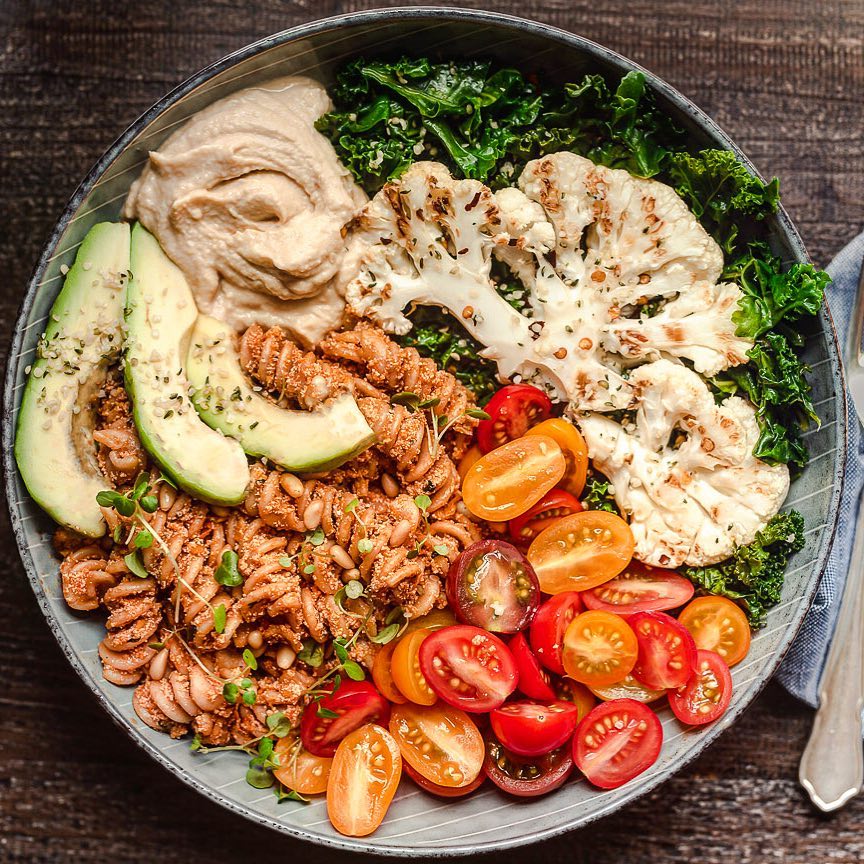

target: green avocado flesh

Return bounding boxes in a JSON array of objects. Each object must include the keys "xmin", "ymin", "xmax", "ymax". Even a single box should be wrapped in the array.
[
  {"xmin": 187, "ymin": 315, "xmax": 376, "ymax": 473},
  {"xmin": 125, "ymin": 225, "xmax": 249, "ymax": 505},
  {"xmin": 15, "ymin": 222, "xmax": 131, "ymax": 537}
]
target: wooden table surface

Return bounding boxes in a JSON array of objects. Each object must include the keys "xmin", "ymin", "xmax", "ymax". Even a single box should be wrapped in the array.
[{"xmin": 1, "ymin": 1, "xmax": 863, "ymax": 861}]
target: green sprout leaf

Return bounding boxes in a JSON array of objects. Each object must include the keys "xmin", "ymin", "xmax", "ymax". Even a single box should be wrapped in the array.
[
  {"xmin": 465, "ymin": 408, "xmax": 492, "ymax": 420},
  {"xmin": 433, "ymin": 544, "xmax": 450, "ymax": 556},
  {"xmin": 213, "ymin": 603, "xmax": 227, "ymax": 634},
  {"xmin": 342, "ymin": 660, "xmax": 366, "ymax": 681},
  {"xmin": 370, "ymin": 623, "xmax": 401, "ymax": 644},
  {"xmin": 275, "ymin": 787, "xmax": 309, "ymax": 803},
  {"xmin": 357, "ymin": 538, "xmax": 374, "ymax": 555},
  {"xmin": 333, "ymin": 641, "xmax": 350, "ymax": 664},
  {"xmin": 307, "ymin": 528, "xmax": 326, "ymax": 547},
  {"xmin": 302, "ymin": 563, "xmax": 316, "ymax": 575},
  {"xmin": 242, "ymin": 648, "xmax": 258, "ymax": 671},
  {"xmin": 317, "ymin": 705, "xmax": 340, "ymax": 719},
  {"xmin": 222, "ymin": 682, "xmax": 239, "ymax": 704},
  {"xmin": 298, "ymin": 639, "xmax": 325, "ymax": 668},
  {"xmin": 344, "ymin": 498, "xmax": 360, "ymax": 514},
  {"xmin": 278, "ymin": 554, "xmax": 297, "ymax": 568},
  {"xmin": 242, "ymin": 688, "xmax": 257, "ymax": 706},
  {"xmin": 245, "ymin": 765, "xmax": 274, "ymax": 789},
  {"xmin": 266, "ymin": 711, "xmax": 293, "ymax": 738},
  {"xmin": 131, "ymin": 473, "xmax": 150, "ymax": 501},
  {"xmin": 414, "ymin": 494, "xmax": 432, "ymax": 512},
  {"xmin": 345, "ymin": 579, "xmax": 365, "ymax": 600},
  {"xmin": 133, "ymin": 530, "xmax": 153, "ymax": 550},
  {"xmin": 214, "ymin": 549, "xmax": 243, "ymax": 587},
  {"xmin": 123, "ymin": 550, "xmax": 149, "ymax": 579},
  {"xmin": 190, "ymin": 733, "xmax": 202, "ymax": 752}
]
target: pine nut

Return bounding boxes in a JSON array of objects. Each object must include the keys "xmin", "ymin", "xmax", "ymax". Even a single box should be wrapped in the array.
[
  {"xmin": 247, "ymin": 629, "xmax": 263, "ymax": 650},
  {"xmin": 343, "ymin": 568, "xmax": 361, "ymax": 583},
  {"xmin": 381, "ymin": 472, "xmax": 400, "ymax": 498},
  {"xmin": 389, "ymin": 519, "xmax": 412, "ymax": 547},
  {"xmin": 276, "ymin": 646, "xmax": 297, "ymax": 670},
  {"xmin": 330, "ymin": 544, "xmax": 356, "ymax": 570},
  {"xmin": 303, "ymin": 499, "xmax": 324, "ymax": 530},
  {"xmin": 279, "ymin": 473, "xmax": 305, "ymax": 498},
  {"xmin": 149, "ymin": 648, "xmax": 169, "ymax": 681}
]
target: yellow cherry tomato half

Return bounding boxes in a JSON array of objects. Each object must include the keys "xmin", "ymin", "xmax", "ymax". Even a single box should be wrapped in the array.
[
  {"xmin": 525, "ymin": 418, "xmax": 589, "ymax": 497},
  {"xmin": 327, "ymin": 724, "xmax": 402, "ymax": 837},
  {"xmin": 678, "ymin": 596, "xmax": 751, "ymax": 666},
  {"xmin": 462, "ymin": 434, "xmax": 565, "ymax": 522},
  {"xmin": 527, "ymin": 510, "xmax": 635, "ymax": 594},
  {"xmin": 457, "ymin": 445, "xmax": 483, "ymax": 481},
  {"xmin": 589, "ymin": 674, "xmax": 666, "ymax": 704},
  {"xmin": 391, "ymin": 628, "xmax": 438, "ymax": 706},
  {"xmin": 403, "ymin": 608, "xmax": 458, "ymax": 635},
  {"xmin": 562, "ymin": 610, "xmax": 638, "ymax": 688},
  {"xmin": 274, "ymin": 737, "xmax": 333, "ymax": 795}
]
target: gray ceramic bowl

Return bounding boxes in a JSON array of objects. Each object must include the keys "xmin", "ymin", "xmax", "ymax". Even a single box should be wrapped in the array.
[{"xmin": 3, "ymin": 6, "xmax": 847, "ymax": 856}]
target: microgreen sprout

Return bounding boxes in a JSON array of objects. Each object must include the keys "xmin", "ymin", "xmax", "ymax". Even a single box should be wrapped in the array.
[
  {"xmin": 214, "ymin": 549, "xmax": 242, "ymax": 587},
  {"xmin": 390, "ymin": 392, "xmax": 490, "ymax": 457}
]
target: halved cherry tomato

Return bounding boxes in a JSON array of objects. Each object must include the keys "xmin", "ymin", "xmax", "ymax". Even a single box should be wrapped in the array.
[
  {"xmin": 419, "ymin": 625, "xmax": 518, "ymax": 713},
  {"xmin": 389, "ymin": 702, "xmax": 484, "ymax": 787},
  {"xmin": 446, "ymin": 540, "xmax": 540, "ymax": 633},
  {"xmin": 404, "ymin": 761, "xmax": 486, "ymax": 797},
  {"xmin": 630, "ymin": 611, "xmax": 698, "ymax": 691},
  {"xmin": 483, "ymin": 734, "xmax": 574, "ymax": 797},
  {"xmin": 589, "ymin": 674, "xmax": 666, "ymax": 704},
  {"xmin": 508, "ymin": 489, "xmax": 583, "ymax": 548},
  {"xmin": 274, "ymin": 737, "xmax": 332, "ymax": 795},
  {"xmin": 510, "ymin": 632, "xmax": 557, "ymax": 701},
  {"xmin": 562, "ymin": 610, "xmax": 638, "ymax": 687},
  {"xmin": 554, "ymin": 677, "xmax": 597, "ymax": 721},
  {"xmin": 457, "ymin": 445, "xmax": 483, "ymax": 480},
  {"xmin": 476, "ymin": 384, "xmax": 552, "ymax": 453},
  {"xmin": 327, "ymin": 724, "xmax": 402, "ymax": 837},
  {"xmin": 463, "ymin": 435, "xmax": 566, "ymax": 522},
  {"xmin": 372, "ymin": 640, "xmax": 407, "ymax": 705},
  {"xmin": 525, "ymin": 418, "xmax": 589, "ymax": 497},
  {"xmin": 404, "ymin": 608, "xmax": 457, "ymax": 634},
  {"xmin": 529, "ymin": 592, "xmax": 583, "ymax": 675},
  {"xmin": 300, "ymin": 681, "xmax": 391, "ymax": 757},
  {"xmin": 678, "ymin": 596, "xmax": 751, "ymax": 667},
  {"xmin": 572, "ymin": 699, "xmax": 663, "ymax": 789},
  {"xmin": 391, "ymin": 628, "xmax": 438, "ymax": 706},
  {"xmin": 490, "ymin": 701, "xmax": 579, "ymax": 757},
  {"xmin": 527, "ymin": 511, "xmax": 635, "ymax": 594},
  {"xmin": 668, "ymin": 650, "xmax": 733, "ymax": 725},
  {"xmin": 582, "ymin": 561, "xmax": 695, "ymax": 616}
]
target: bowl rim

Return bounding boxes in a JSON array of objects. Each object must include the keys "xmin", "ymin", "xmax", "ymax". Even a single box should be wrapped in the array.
[{"xmin": 2, "ymin": 5, "xmax": 848, "ymax": 856}]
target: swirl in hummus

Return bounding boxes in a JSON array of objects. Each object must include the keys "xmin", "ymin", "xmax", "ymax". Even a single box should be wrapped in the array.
[{"xmin": 123, "ymin": 76, "xmax": 366, "ymax": 346}]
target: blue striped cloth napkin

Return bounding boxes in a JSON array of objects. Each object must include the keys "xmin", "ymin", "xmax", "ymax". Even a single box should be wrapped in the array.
[{"xmin": 777, "ymin": 231, "xmax": 864, "ymax": 707}]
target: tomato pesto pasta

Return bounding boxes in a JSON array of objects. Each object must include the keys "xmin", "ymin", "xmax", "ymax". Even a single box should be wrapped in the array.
[{"xmin": 15, "ymin": 57, "xmax": 826, "ymax": 835}]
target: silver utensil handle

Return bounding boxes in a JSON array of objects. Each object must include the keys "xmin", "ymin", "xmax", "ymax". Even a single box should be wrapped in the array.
[{"xmin": 799, "ymin": 488, "xmax": 864, "ymax": 812}]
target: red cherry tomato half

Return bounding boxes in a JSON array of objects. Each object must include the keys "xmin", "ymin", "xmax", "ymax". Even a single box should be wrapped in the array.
[
  {"xmin": 483, "ymin": 734, "xmax": 574, "ymax": 797},
  {"xmin": 572, "ymin": 698, "xmax": 663, "ymax": 790},
  {"xmin": 404, "ymin": 761, "xmax": 486, "ymax": 797},
  {"xmin": 510, "ymin": 632, "xmax": 557, "ymax": 701},
  {"xmin": 508, "ymin": 489, "xmax": 584, "ymax": 548},
  {"xmin": 490, "ymin": 701, "xmax": 579, "ymax": 757},
  {"xmin": 529, "ymin": 592, "xmax": 583, "ymax": 675},
  {"xmin": 300, "ymin": 681, "xmax": 391, "ymax": 757},
  {"xmin": 419, "ymin": 625, "xmax": 518, "ymax": 713},
  {"xmin": 630, "ymin": 611, "xmax": 698, "ymax": 691},
  {"xmin": 581, "ymin": 561, "xmax": 695, "ymax": 616},
  {"xmin": 446, "ymin": 540, "xmax": 541, "ymax": 634},
  {"xmin": 668, "ymin": 650, "xmax": 733, "ymax": 725},
  {"xmin": 476, "ymin": 384, "xmax": 552, "ymax": 453}
]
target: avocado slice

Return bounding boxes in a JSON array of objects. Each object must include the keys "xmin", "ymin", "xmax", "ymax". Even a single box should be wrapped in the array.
[
  {"xmin": 187, "ymin": 315, "xmax": 376, "ymax": 473},
  {"xmin": 15, "ymin": 222, "xmax": 131, "ymax": 537},
  {"xmin": 125, "ymin": 225, "xmax": 249, "ymax": 505}
]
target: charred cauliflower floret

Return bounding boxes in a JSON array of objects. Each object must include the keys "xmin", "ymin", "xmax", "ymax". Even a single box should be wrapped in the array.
[
  {"xmin": 348, "ymin": 155, "xmax": 753, "ymax": 412},
  {"xmin": 579, "ymin": 359, "xmax": 790, "ymax": 568}
]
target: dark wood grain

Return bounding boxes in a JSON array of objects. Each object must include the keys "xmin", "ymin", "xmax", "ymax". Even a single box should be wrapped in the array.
[{"xmin": 1, "ymin": 1, "xmax": 863, "ymax": 861}]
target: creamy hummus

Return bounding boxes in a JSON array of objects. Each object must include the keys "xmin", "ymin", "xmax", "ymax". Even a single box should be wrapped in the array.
[{"xmin": 124, "ymin": 76, "xmax": 365, "ymax": 346}]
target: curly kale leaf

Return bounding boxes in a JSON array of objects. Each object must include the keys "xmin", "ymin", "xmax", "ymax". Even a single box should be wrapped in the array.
[
  {"xmin": 667, "ymin": 149, "xmax": 780, "ymax": 255},
  {"xmin": 581, "ymin": 475, "xmax": 618, "ymax": 513},
  {"xmin": 726, "ymin": 241, "xmax": 829, "ymax": 340},
  {"xmin": 681, "ymin": 511, "xmax": 805, "ymax": 627},
  {"xmin": 398, "ymin": 306, "xmax": 500, "ymax": 405}
]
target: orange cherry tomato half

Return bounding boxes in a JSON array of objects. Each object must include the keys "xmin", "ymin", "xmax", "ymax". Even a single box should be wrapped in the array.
[
  {"xmin": 677, "ymin": 596, "xmax": 751, "ymax": 667},
  {"xmin": 404, "ymin": 761, "xmax": 486, "ymax": 797},
  {"xmin": 274, "ymin": 737, "xmax": 333, "ymax": 795},
  {"xmin": 572, "ymin": 699, "xmax": 662, "ymax": 789},
  {"xmin": 476, "ymin": 384, "xmax": 553, "ymax": 453},
  {"xmin": 457, "ymin": 445, "xmax": 483, "ymax": 480},
  {"xmin": 372, "ymin": 640, "xmax": 407, "ymax": 705},
  {"xmin": 527, "ymin": 510, "xmax": 635, "ymax": 594},
  {"xmin": 391, "ymin": 629, "xmax": 438, "ymax": 706},
  {"xmin": 581, "ymin": 561, "xmax": 694, "ymax": 616},
  {"xmin": 554, "ymin": 677, "xmax": 597, "ymax": 721},
  {"xmin": 327, "ymin": 724, "xmax": 402, "ymax": 837},
  {"xmin": 562, "ymin": 610, "xmax": 638, "ymax": 688},
  {"xmin": 525, "ymin": 417, "xmax": 589, "ymax": 497},
  {"xmin": 589, "ymin": 674, "xmax": 666, "ymax": 704},
  {"xmin": 462, "ymin": 435, "xmax": 566, "ymax": 522},
  {"xmin": 668, "ymin": 649, "xmax": 733, "ymax": 725},
  {"xmin": 389, "ymin": 702, "xmax": 484, "ymax": 788},
  {"xmin": 508, "ymin": 489, "xmax": 583, "ymax": 548}
]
